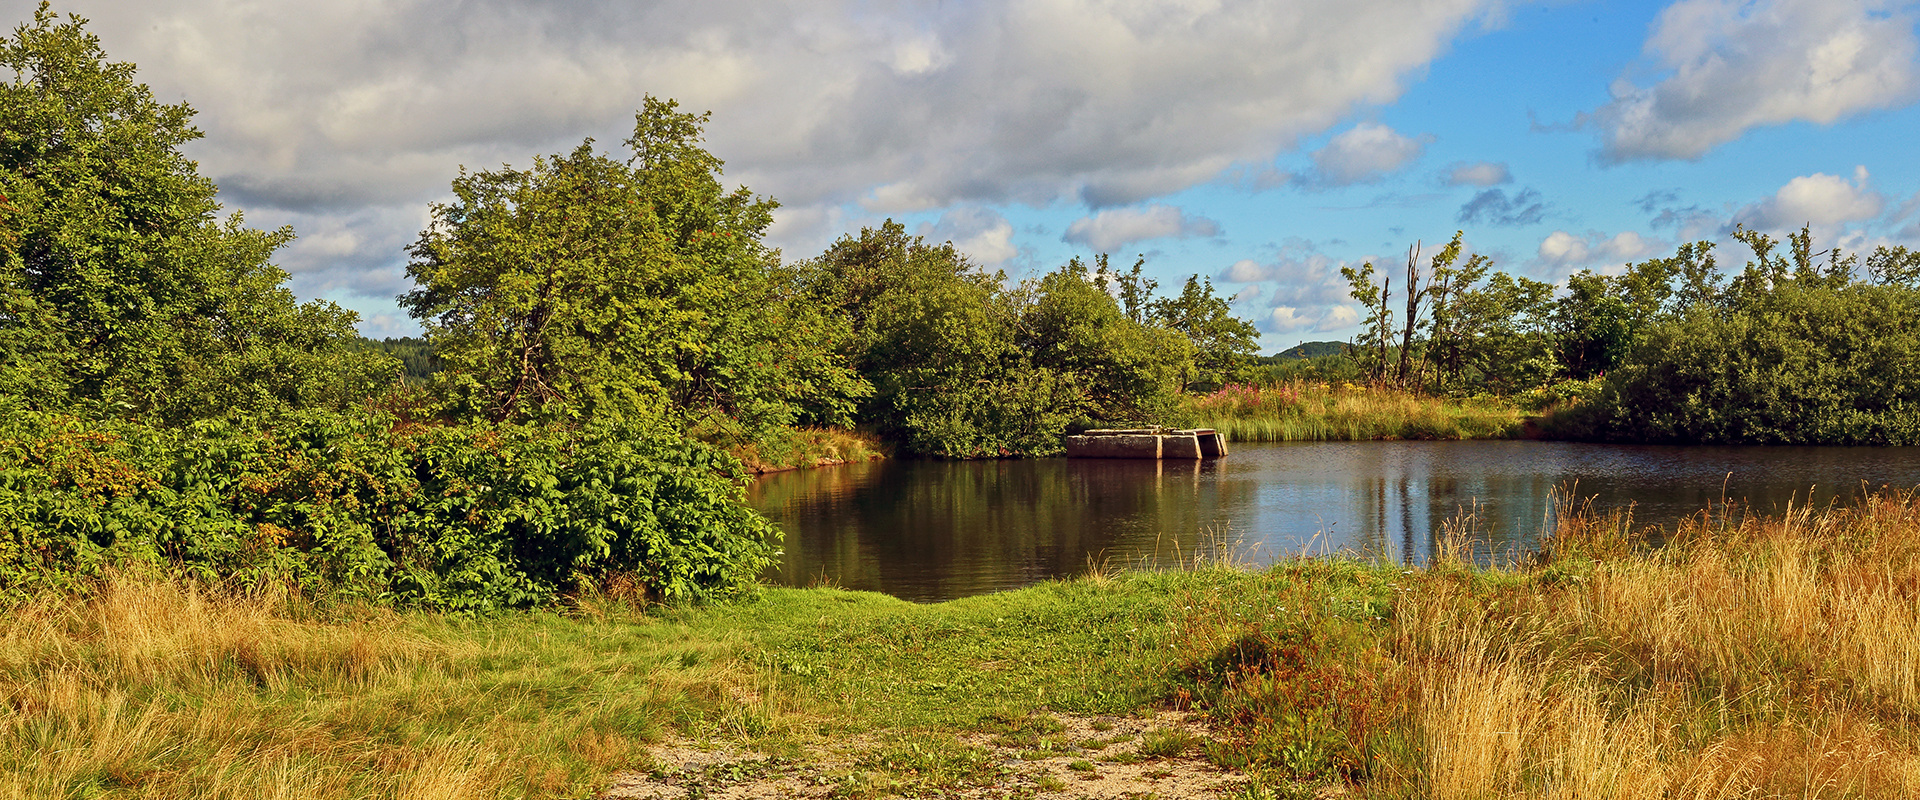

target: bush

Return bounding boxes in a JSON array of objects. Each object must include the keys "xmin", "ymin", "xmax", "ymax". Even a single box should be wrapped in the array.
[
  {"xmin": 1594, "ymin": 283, "xmax": 1920, "ymax": 444},
  {"xmin": 0, "ymin": 401, "xmax": 778, "ymax": 610}
]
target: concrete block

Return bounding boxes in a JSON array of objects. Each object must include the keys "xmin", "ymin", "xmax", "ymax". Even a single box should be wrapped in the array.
[
  {"xmin": 1064, "ymin": 434, "xmax": 1163, "ymax": 459},
  {"xmin": 1162, "ymin": 433, "xmax": 1203, "ymax": 459}
]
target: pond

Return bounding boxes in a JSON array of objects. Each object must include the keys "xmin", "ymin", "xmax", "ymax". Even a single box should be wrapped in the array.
[{"xmin": 747, "ymin": 441, "xmax": 1920, "ymax": 602}]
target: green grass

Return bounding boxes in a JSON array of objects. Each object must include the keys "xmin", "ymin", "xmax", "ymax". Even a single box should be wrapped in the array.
[
  {"xmin": 0, "ymin": 567, "xmax": 1282, "ymax": 799},
  {"xmin": 15, "ymin": 489, "xmax": 1920, "ymax": 798}
]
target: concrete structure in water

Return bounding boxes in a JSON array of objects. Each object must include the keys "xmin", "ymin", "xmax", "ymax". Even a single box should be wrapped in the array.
[{"xmin": 1062, "ymin": 428, "xmax": 1228, "ymax": 459}]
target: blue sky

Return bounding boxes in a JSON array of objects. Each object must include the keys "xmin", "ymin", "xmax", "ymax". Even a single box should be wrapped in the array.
[{"xmin": 11, "ymin": 0, "xmax": 1918, "ymax": 351}]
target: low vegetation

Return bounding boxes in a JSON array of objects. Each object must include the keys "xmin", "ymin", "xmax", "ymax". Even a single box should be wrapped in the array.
[
  {"xmin": 1185, "ymin": 381, "xmax": 1523, "ymax": 442},
  {"xmin": 11, "ymin": 490, "xmax": 1920, "ymax": 798}
]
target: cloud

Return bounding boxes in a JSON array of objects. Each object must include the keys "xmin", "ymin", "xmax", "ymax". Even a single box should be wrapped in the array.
[
  {"xmin": 1442, "ymin": 160, "xmax": 1511, "ymax": 186},
  {"xmin": 1633, "ymin": 189, "xmax": 1682, "ymax": 214},
  {"xmin": 1215, "ymin": 239, "xmax": 1372, "ymax": 334},
  {"xmin": 24, "ymin": 0, "xmax": 1509, "ymax": 317},
  {"xmin": 1585, "ymin": 0, "xmax": 1920, "ymax": 163},
  {"xmin": 1299, "ymin": 123, "xmax": 1429, "ymax": 187},
  {"xmin": 921, "ymin": 207, "xmax": 1019, "ymax": 266},
  {"xmin": 1536, "ymin": 230, "xmax": 1659, "ymax": 270},
  {"xmin": 1062, "ymin": 204, "xmax": 1220, "ymax": 252},
  {"xmin": 1731, "ymin": 166, "xmax": 1886, "ymax": 231},
  {"xmin": 1456, "ymin": 187, "xmax": 1547, "ymax": 227},
  {"xmin": 1267, "ymin": 304, "xmax": 1360, "ymax": 334}
]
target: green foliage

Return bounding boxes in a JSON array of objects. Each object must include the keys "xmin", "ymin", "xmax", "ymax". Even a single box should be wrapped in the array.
[
  {"xmin": 359, "ymin": 336, "xmax": 440, "ymax": 382},
  {"xmin": 802, "ymin": 225, "xmax": 1240, "ymax": 456},
  {"xmin": 801, "ymin": 221, "xmax": 1055, "ymax": 456},
  {"xmin": 0, "ymin": 5, "xmax": 395, "ymax": 423},
  {"xmin": 402, "ymin": 97, "xmax": 865, "ymax": 436},
  {"xmin": 1341, "ymin": 232, "xmax": 1557, "ymax": 393},
  {"xmin": 1596, "ymin": 282, "xmax": 1920, "ymax": 444},
  {"xmin": 1022, "ymin": 256, "xmax": 1193, "ymax": 424},
  {"xmin": 0, "ymin": 400, "xmax": 779, "ymax": 608}
]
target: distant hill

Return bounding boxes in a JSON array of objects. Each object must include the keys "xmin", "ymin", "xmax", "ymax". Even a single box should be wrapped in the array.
[{"xmin": 1273, "ymin": 341, "xmax": 1349, "ymax": 360}]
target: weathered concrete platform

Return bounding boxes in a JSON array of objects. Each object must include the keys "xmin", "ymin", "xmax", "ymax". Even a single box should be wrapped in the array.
[{"xmin": 1064, "ymin": 428, "xmax": 1228, "ymax": 459}]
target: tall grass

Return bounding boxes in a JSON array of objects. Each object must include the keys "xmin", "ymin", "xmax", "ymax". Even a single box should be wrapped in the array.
[
  {"xmin": 0, "ymin": 580, "xmax": 769, "ymax": 799},
  {"xmin": 731, "ymin": 426, "xmax": 887, "ymax": 473},
  {"xmin": 1180, "ymin": 488, "xmax": 1920, "ymax": 798},
  {"xmin": 1185, "ymin": 381, "xmax": 1523, "ymax": 442}
]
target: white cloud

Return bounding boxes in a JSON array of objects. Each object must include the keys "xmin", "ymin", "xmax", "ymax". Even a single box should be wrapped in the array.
[
  {"xmin": 1316, "ymin": 305, "xmax": 1361, "ymax": 330},
  {"xmin": 1267, "ymin": 304, "xmax": 1360, "ymax": 334},
  {"xmin": 1731, "ymin": 166, "xmax": 1886, "ymax": 231},
  {"xmin": 17, "ymin": 0, "xmax": 1507, "ymax": 314},
  {"xmin": 1536, "ymin": 230, "xmax": 1659, "ymax": 270},
  {"xmin": 1216, "ymin": 240, "xmax": 1372, "ymax": 335},
  {"xmin": 1587, "ymin": 0, "xmax": 1920, "ymax": 162},
  {"xmin": 1302, "ymin": 123, "xmax": 1429, "ymax": 186},
  {"xmin": 1442, "ymin": 160, "xmax": 1511, "ymax": 186},
  {"xmin": 1062, "ymin": 204, "xmax": 1220, "ymax": 252},
  {"xmin": 920, "ymin": 207, "xmax": 1019, "ymax": 266}
]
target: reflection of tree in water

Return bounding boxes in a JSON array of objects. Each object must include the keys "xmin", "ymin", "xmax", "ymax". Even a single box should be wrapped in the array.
[
  {"xmin": 751, "ymin": 442, "xmax": 1920, "ymax": 601},
  {"xmin": 749, "ymin": 457, "xmax": 1254, "ymax": 601}
]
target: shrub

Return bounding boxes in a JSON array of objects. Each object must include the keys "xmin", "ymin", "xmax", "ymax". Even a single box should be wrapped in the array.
[
  {"xmin": 0, "ymin": 401, "xmax": 778, "ymax": 609},
  {"xmin": 1595, "ymin": 283, "xmax": 1920, "ymax": 444}
]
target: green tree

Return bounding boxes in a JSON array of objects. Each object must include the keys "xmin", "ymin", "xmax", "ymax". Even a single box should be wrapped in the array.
[
  {"xmin": 1867, "ymin": 245, "xmax": 1920, "ymax": 287},
  {"xmin": 402, "ymin": 97, "xmax": 864, "ymax": 435},
  {"xmin": 801, "ymin": 221, "xmax": 1073, "ymax": 456},
  {"xmin": 1149, "ymin": 274, "xmax": 1259, "ymax": 391},
  {"xmin": 0, "ymin": 4, "xmax": 392, "ymax": 422},
  {"xmin": 1020, "ymin": 257, "xmax": 1192, "ymax": 424},
  {"xmin": 1339, "ymin": 260, "xmax": 1393, "ymax": 383}
]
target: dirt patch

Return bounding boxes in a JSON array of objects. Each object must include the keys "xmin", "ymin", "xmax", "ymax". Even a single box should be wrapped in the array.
[{"xmin": 606, "ymin": 710, "xmax": 1252, "ymax": 799}]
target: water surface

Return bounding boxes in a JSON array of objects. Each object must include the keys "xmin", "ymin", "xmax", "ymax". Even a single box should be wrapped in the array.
[{"xmin": 748, "ymin": 441, "xmax": 1920, "ymax": 602}]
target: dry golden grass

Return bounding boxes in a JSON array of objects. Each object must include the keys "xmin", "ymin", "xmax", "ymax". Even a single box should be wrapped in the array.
[
  {"xmin": 1199, "ymin": 488, "xmax": 1920, "ymax": 798},
  {"xmin": 0, "ymin": 579, "xmax": 777, "ymax": 799}
]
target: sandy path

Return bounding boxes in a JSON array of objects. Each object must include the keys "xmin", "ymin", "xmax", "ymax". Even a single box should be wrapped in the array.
[{"xmin": 606, "ymin": 709, "xmax": 1256, "ymax": 799}]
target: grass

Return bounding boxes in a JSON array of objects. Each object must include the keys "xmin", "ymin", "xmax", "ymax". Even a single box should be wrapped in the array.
[
  {"xmin": 1185, "ymin": 381, "xmax": 1525, "ymax": 442},
  {"xmin": 1179, "ymin": 488, "xmax": 1920, "ymax": 798},
  {"xmin": 9, "ymin": 487, "xmax": 1920, "ymax": 798},
  {"xmin": 728, "ymin": 426, "xmax": 888, "ymax": 473},
  {"xmin": 0, "ymin": 564, "xmax": 1238, "ymax": 798}
]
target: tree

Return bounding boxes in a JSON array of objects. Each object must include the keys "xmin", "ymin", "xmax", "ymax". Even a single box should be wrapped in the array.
[
  {"xmin": 1020, "ymin": 257, "xmax": 1191, "ymax": 423},
  {"xmin": 1148, "ymin": 274, "xmax": 1259, "ymax": 391},
  {"xmin": 801, "ymin": 222, "xmax": 1080, "ymax": 456},
  {"xmin": 1602, "ymin": 283, "xmax": 1920, "ymax": 444},
  {"xmin": 402, "ymin": 97, "xmax": 864, "ymax": 434},
  {"xmin": 0, "ymin": 4, "xmax": 392, "ymax": 422},
  {"xmin": 1339, "ymin": 260, "xmax": 1392, "ymax": 383}
]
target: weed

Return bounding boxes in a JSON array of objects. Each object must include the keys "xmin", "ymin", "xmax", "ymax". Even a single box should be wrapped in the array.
[{"xmin": 1137, "ymin": 727, "xmax": 1200, "ymax": 758}]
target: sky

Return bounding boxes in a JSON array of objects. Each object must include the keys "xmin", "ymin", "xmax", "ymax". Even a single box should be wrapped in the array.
[{"xmin": 9, "ymin": 0, "xmax": 1920, "ymax": 351}]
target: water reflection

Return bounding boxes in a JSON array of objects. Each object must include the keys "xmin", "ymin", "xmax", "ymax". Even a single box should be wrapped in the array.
[{"xmin": 749, "ymin": 441, "xmax": 1920, "ymax": 602}]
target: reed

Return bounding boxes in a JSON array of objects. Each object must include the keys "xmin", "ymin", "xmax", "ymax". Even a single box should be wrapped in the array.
[{"xmin": 1185, "ymin": 381, "xmax": 1523, "ymax": 442}]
